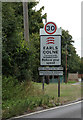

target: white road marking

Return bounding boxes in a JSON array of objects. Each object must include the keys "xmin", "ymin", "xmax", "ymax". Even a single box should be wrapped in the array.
[{"xmin": 9, "ymin": 100, "xmax": 82, "ymax": 120}]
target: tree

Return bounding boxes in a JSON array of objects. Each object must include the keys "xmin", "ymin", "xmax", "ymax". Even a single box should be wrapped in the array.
[
  {"xmin": 79, "ymin": 57, "xmax": 83, "ymax": 74},
  {"xmin": 61, "ymin": 29, "xmax": 80, "ymax": 73},
  {"xmin": 2, "ymin": 2, "xmax": 46, "ymax": 82}
]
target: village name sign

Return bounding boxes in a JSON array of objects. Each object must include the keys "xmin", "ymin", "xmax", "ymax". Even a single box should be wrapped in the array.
[
  {"xmin": 39, "ymin": 22, "xmax": 63, "ymax": 76},
  {"xmin": 40, "ymin": 22, "xmax": 62, "ymax": 66}
]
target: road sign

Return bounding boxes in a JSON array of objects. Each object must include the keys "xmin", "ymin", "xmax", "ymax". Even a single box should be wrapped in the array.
[
  {"xmin": 40, "ymin": 22, "xmax": 62, "ymax": 66},
  {"xmin": 39, "ymin": 71, "xmax": 63, "ymax": 76},
  {"xmin": 45, "ymin": 22, "xmax": 57, "ymax": 34},
  {"xmin": 38, "ymin": 67, "xmax": 63, "ymax": 71},
  {"xmin": 40, "ymin": 36, "xmax": 61, "ymax": 65},
  {"xmin": 39, "ymin": 22, "xmax": 63, "ymax": 97}
]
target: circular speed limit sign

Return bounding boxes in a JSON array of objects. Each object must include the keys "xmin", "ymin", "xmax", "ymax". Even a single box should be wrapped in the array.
[{"xmin": 45, "ymin": 22, "xmax": 57, "ymax": 34}]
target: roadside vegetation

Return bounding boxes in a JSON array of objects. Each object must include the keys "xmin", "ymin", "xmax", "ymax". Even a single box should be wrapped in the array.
[{"xmin": 2, "ymin": 76, "xmax": 81, "ymax": 119}]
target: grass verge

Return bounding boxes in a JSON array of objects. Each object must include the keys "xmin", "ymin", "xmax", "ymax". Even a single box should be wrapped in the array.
[{"xmin": 2, "ymin": 76, "xmax": 81, "ymax": 119}]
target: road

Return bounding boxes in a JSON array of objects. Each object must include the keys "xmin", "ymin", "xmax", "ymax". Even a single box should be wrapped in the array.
[
  {"xmin": 72, "ymin": 81, "xmax": 81, "ymax": 85},
  {"xmin": 10, "ymin": 101, "xmax": 82, "ymax": 120},
  {"xmin": 10, "ymin": 101, "xmax": 83, "ymax": 120}
]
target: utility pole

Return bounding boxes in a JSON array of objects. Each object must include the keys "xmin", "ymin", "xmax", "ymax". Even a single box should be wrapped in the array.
[
  {"xmin": 65, "ymin": 44, "xmax": 67, "ymax": 83},
  {"xmin": 23, "ymin": 2, "xmax": 29, "ymax": 42},
  {"xmin": 45, "ymin": 14, "xmax": 47, "ymax": 23},
  {"xmin": 45, "ymin": 15, "xmax": 50, "ymax": 84}
]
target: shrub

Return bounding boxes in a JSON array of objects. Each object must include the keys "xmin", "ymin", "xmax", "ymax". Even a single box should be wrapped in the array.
[{"xmin": 2, "ymin": 76, "xmax": 18, "ymax": 100}]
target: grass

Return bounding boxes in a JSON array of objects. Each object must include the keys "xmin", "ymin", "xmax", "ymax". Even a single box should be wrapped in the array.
[
  {"xmin": 45, "ymin": 83, "xmax": 81, "ymax": 103},
  {"xmin": 2, "ymin": 77, "xmax": 81, "ymax": 119}
]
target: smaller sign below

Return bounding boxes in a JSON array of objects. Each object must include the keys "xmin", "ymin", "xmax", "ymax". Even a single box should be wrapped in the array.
[
  {"xmin": 39, "ymin": 71, "xmax": 63, "ymax": 76},
  {"xmin": 38, "ymin": 67, "xmax": 63, "ymax": 71}
]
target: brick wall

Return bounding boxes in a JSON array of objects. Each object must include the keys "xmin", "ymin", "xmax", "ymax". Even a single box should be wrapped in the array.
[{"xmin": 68, "ymin": 73, "xmax": 78, "ymax": 81}]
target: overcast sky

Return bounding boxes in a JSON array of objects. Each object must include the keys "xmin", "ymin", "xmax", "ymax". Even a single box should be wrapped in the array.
[{"xmin": 36, "ymin": 0, "xmax": 82, "ymax": 57}]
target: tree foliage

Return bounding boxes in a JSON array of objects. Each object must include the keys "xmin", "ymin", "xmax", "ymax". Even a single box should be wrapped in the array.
[
  {"xmin": 79, "ymin": 57, "xmax": 83, "ymax": 74},
  {"xmin": 61, "ymin": 29, "xmax": 80, "ymax": 73},
  {"xmin": 2, "ymin": 2, "xmax": 46, "ymax": 82},
  {"xmin": 2, "ymin": 2, "xmax": 81, "ymax": 83}
]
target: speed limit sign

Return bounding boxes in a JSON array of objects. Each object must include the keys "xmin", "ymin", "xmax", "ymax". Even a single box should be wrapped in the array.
[
  {"xmin": 45, "ymin": 22, "xmax": 57, "ymax": 34},
  {"xmin": 40, "ymin": 21, "xmax": 62, "ymax": 66}
]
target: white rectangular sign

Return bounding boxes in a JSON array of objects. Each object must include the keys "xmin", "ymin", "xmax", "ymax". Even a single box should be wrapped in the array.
[
  {"xmin": 39, "ymin": 71, "xmax": 63, "ymax": 76},
  {"xmin": 40, "ymin": 36, "xmax": 61, "ymax": 66},
  {"xmin": 38, "ymin": 67, "xmax": 63, "ymax": 71}
]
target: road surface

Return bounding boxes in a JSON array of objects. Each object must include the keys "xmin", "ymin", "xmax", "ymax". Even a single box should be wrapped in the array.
[
  {"xmin": 10, "ymin": 101, "xmax": 82, "ymax": 120},
  {"xmin": 72, "ymin": 82, "xmax": 81, "ymax": 85}
]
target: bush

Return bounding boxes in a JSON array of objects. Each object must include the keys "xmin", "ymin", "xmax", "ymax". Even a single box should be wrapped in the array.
[
  {"xmin": 2, "ymin": 76, "xmax": 18, "ymax": 100},
  {"xmin": 2, "ymin": 95, "xmax": 51, "ymax": 119},
  {"xmin": 68, "ymin": 80, "xmax": 77, "ymax": 84}
]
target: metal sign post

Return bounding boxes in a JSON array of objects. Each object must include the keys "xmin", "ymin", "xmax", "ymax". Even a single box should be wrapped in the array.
[
  {"xmin": 58, "ymin": 76, "xmax": 60, "ymax": 97},
  {"xmin": 42, "ymin": 76, "xmax": 45, "ymax": 91}
]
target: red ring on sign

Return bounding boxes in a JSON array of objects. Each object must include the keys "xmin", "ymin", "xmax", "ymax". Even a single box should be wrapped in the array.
[{"xmin": 45, "ymin": 22, "xmax": 57, "ymax": 34}]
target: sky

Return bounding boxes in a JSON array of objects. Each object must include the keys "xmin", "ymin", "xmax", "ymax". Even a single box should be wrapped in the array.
[{"xmin": 36, "ymin": 0, "xmax": 82, "ymax": 57}]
